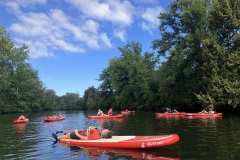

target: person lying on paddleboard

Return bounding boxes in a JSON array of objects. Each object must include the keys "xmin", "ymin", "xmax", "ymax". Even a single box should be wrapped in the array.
[{"xmin": 52, "ymin": 126, "xmax": 112, "ymax": 141}]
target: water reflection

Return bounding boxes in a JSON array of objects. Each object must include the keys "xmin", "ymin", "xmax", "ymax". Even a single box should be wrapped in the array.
[
  {"xmin": 14, "ymin": 123, "xmax": 27, "ymax": 133},
  {"xmin": 59, "ymin": 143, "xmax": 180, "ymax": 160}
]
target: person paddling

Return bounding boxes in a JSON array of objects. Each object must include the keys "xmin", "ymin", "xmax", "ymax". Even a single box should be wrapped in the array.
[
  {"xmin": 18, "ymin": 115, "xmax": 26, "ymax": 120},
  {"xmin": 52, "ymin": 126, "xmax": 112, "ymax": 141},
  {"xmin": 108, "ymin": 108, "xmax": 113, "ymax": 116},
  {"xmin": 97, "ymin": 109, "xmax": 104, "ymax": 116}
]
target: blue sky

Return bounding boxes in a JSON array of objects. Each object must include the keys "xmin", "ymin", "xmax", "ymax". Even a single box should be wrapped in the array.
[{"xmin": 0, "ymin": 0, "xmax": 172, "ymax": 96}]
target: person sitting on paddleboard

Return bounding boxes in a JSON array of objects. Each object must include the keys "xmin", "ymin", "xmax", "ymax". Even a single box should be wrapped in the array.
[
  {"xmin": 108, "ymin": 108, "xmax": 113, "ymax": 116},
  {"xmin": 18, "ymin": 115, "xmax": 26, "ymax": 120},
  {"xmin": 52, "ymin": 126, "xmax": 112, "ymax": 141}
]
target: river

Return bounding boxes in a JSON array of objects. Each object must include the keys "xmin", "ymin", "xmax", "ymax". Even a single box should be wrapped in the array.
[{"xmin": 0, "ymin": 110, "xmax": 239, "ymax": 160}]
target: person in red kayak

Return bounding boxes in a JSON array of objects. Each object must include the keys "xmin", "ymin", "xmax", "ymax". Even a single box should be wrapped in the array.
[
  {"xmin": 199, "ymin": 108, "xmax": 215, "ymax": 114},
  {"xmin": 97, "ymin": 109, "xmax": 104, "ymax": 116},
  {"xmin": 108, "ymin": 108, "xmax": 114, "ymax": 116},
  {"xmin": 18, "ymin": 115, "xmax": 26, "ymax": 120},
  {"xmin": 52, "ymin": 126, "xmax": 112, "ymax": 141}
]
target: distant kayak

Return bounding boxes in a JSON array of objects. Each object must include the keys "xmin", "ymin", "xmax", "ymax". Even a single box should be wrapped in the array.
[
  {"xmin": 43, "ymin": 117, "xmax": 65, "ymax": 122},
  {"xmin": 88, "ymin": 114, "xmax": 123, "ymax": 119},
  {"xmin": 14, "ymin": 119, "xmax": 29, "ymax": 124},
  {"xmin": 155, "ymin": 112, "xmax": 185, "ymax": 116},
  {"xmin": 183, "ymin": 113, "xmax": 222, "ymax": 117},
  {"xmin": 59, "ymin": 134, "xmax": 179, "ymax": 149},
  {"xmin": 121, "ymin": 111, "xmax": 135, "ymax": 115}
]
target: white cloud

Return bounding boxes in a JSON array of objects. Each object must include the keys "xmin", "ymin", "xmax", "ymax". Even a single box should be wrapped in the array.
[
  {"xmin": 66, "ymin": 0, "xmax": 134, "ymax": 26},
  {"xmin": 100, "ymin": 33, "xmax": 112, "ymax": 48},
  {"xmin": 6, "ymin": 3, "xmax": 114, "ymax": 58},
  {"xmin": 14, "ymin": 37, "xmax": 55, "ymax": 58},
  {"xmin": 16, "ymin": 0, "xmax": 47, "ymax": 6},
  {"xmin": 2, "ymin": 0, "xmax": 164, "ymax": 59},
  {"xmin": 134, "ymin": 0, "xmax": 158, "ymax": 3},
  {"xmin": 113, "ymin": 29, "xmax": 126, "ymax": 42},
  {"xmin": 139, "ymin": 6, "xmax": 163, "ymax": 34},
  {"xmin": 82, "ymin": 20, "xmax": 99, "ymax": 34}
]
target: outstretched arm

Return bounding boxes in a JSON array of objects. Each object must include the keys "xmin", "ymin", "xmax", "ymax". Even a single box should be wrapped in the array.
[{"xmin": 75, "ymin": 130, "xmax": 88, "ymax": 140}]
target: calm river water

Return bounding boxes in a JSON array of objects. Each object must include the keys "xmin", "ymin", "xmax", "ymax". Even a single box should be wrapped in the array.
[{"xmin": 0, "ymin": 110, "xmax": 239, "ymax": 160}]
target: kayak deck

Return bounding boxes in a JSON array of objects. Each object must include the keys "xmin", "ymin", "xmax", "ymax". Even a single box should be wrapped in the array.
[
  {"xmin": 155, "ymin": 112, "xmax": 185, "ymax": 116},
  {"xmin": 59, "ymin": 134, "xmax": 179, "ymax": 149},
  {"xmin": 14, "ymin": 119, "xmax": 29, "ymax": 124},
  {"xmin": 43, "ymin": 117, "xmax": 65, "ymax": 122},
  {"xmin": 184, "ymin": 113, "xmax": 222, "ymax": 117}
]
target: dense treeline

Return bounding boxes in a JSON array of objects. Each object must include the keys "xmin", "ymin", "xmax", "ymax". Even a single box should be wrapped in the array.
[
  {"xmin": 0, "ymin": 26, "xmax": 84, "ymax": 113},
  {"xmin": 0, "ymin": 0, "xmax": 239, "ymax": 114}
]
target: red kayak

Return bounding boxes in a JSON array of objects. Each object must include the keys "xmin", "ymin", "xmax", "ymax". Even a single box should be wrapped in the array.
[
  {"xmin": 14, "ymin": 119, "xmax": 29, "ymax": 124},
  {"xmin": 155, "ymin": 112, "xmax": 185, "ymax": 116},
  {"xmin": 43, "ymin": 117, "xmax": 65, "ymax": 122},
  {"xmin": 121, "ymin": 111, "xmax": 135, "ymax": 115},
  {"xmin": 60, "ymin": 134, "xmax": 179, "ymax": 149},
  {"xmin": 88, "ymin": 114, "xmax": 123, "ymax": 119},
  {"xmin": 183, "ymin": 113, "xmax": 222, "ymax": 117}
]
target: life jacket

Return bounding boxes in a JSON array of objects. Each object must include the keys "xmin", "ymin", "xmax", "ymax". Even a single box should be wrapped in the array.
[{"xmin": 84, "ymin": 126, "xmax": 102, "ymax": 139}]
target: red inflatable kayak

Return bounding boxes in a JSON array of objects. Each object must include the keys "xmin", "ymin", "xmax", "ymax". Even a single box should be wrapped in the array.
[
  {"xmin": 155, "ymin": 112, "xmax": 185, "ymax": 116},
  {"xmin": 88, "ymin": 114, "xmax": 123, "ymax": 119},
  {"xmin": 43, "ymin": 117, "xmax": 65, "ymax": 122},
  {"xmin": 60, "ymin": 134, "xmax": 179, "ymax": 149},
  {"xmin": 14, "ymin": 119, "xmax": 29, "ymax": 124},
  {"xmin": 183, "ymin": 113, "xmax": 222, "ymax": 117}
]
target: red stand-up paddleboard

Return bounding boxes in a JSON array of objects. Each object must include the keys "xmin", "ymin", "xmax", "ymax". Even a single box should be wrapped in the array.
[{"xmin": 60, "ymin": 134, "xmax": 179, "ymax": 149}]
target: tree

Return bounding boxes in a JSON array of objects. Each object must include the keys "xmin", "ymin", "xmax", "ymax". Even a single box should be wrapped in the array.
[
  {"xmin": 98, "ymin": 68, "xmax": 117, "ymax": 109},
  {"xmin": 153, "ymin": 0, "xmax": 240, "ymax": 110},
  {"xmin": 102, "ymin": 41, "xmax": 159, "ymax": 110},
  {"xmin": 0, "ymin": 25, "xmax": 45, "ymax": 113},
  {"xmin": 196, "ymin": 0, "xmax": 240, "ymax": 109},
  {"xmin": 152, "ymin": 0, "xmax": 209, "ymax": 108},
  {"xmin": 58, "ymin": 92, "xmax": 81, "ymax": 110}
]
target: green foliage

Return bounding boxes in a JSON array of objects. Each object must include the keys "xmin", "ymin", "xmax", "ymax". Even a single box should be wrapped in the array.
[
  {"xmin": 197, "ymin": 0, "xmax": 240, "ymax": 108},
  {"xmin": 58, "ymin": 92, "xmax": 82, "ymax": 110},
  {"xmin": 152, "ymin": 0, "xmax": 208, "ymax": 108},
  {"xmin": 0, "ymin": 26, "xmax": 45, "ymax": 113},
  {"xmin": 98, "ymin": 41, "xmax": 159, "ymax": 110},
  {"xmin": 152, "ymin": 0, "xmax": 239, "ymax": 109}
]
